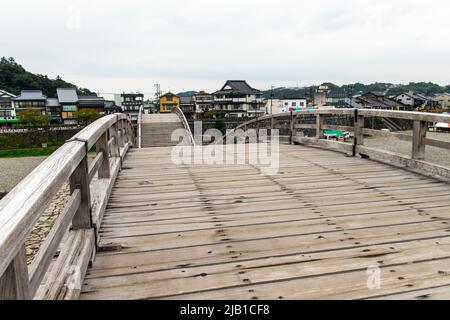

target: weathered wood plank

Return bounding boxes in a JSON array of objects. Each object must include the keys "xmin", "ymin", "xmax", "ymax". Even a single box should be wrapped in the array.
[
  {"xmin": 0, "ymin": 247, "xmax": 30, "ymax": 300},
  {"xmin": 28, "ymin": 190, "xmax": 81, "ymax": 295}
]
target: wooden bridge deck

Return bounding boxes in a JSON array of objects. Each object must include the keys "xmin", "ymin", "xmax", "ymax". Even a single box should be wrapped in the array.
[{"xmin": 80, "ymin": 144, "xmax": 450, "ymax": 300}]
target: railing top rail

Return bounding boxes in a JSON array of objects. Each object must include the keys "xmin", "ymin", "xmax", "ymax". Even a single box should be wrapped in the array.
[
  {"xmin": 0, "ymin": 113, "xmax": 132, "ymax": 276},
  {"xmin": 359, "ymin": 109, "xmax": 450, "ymax": 123},
  {"xmin": 72, "ymin": 113, "xmax": 128, "ymax": 150},
  {"xmin": 172, "ymin": 107, "xmax": 196, "ymax": 146}
]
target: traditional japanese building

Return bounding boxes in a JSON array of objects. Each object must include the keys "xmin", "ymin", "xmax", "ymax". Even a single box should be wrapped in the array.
[
  {"xmin": 13, "ymin": 90, "xmax": 47, "ymax": 114},
  {"xmin": 212, "ymin": 80, "xmax": 265, "ymax": 118}
]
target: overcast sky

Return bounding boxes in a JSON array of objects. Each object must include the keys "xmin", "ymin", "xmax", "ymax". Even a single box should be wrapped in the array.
[{"xmin": 2, "ymin": 0, "xmax": 450, "ymax": 98}]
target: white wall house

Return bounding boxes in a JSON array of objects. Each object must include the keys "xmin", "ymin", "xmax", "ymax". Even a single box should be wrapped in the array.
[
  {"xmin": 212, "ymin": 80, "xmax": 265, "ymax": 118},
  {"xmin": 281, "ymin": 99, "xmax": 307, "ymax": 112},
  {"xmin": 0, "ymin": 90, "xmax": 17, "ymax": 122}
]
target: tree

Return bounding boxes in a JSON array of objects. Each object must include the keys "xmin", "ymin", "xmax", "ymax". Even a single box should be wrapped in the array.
[
  {"xmin": 18, "ymin": 110, "xmax": 51, "ymax": 127},
  {"xmin": 74, "ymin": 110, "xmax": 101, "ymax": 125},
  {"xmin": 0, "ymin": 56, "xmax": 95, "ymax": 96},
  {"xmin": 214, "ymin": 119, "xmax": 226, "ymax": 136}
]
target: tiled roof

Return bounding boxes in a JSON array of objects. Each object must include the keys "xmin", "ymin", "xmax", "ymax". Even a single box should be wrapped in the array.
[
  {"xmin": 14, "ymin": 90, "xmax": 47, "ymax": 101},
  {"xmin": 46, "ymin": 98, "xmax": 60, "ymax": 107},
  {"xmin": 57, "ymin": 88, "xmax": 78, "ymax": 104},
  {"xmin": 213, "ymin": 80, "xmax": 262, "ymax": 95}
]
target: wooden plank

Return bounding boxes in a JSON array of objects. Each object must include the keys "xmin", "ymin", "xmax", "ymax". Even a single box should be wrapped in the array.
[
  {"xmin": 69, "ymin": 156, "xmax": 92, "ymax": 230},
  {"xmin": 360, "ymin": 109, "xmax": 450, "ymax": 123},
  {"xmin": 412, "ymin": 120, "xmax": 427, "ymax": 160},
  {"xmin": 96, "ymin": 132, "xmax": 111, "ymax": 179},
  {"xmin": 293, "ymin": 136, "xmax": 353, "ymax": 154},
  {"xmin": 28, "ymin": 190, "xmax": 81, "ymax": 296},
  {"xmin": 0, "ymin": 247, "xmax": 30, "ymax": 300},
  {"xmin": 0, "ymin": 141, "xmax": 85, "ymax": 277},
  {"xmin": 424, "ymin": 138, "xmax": 450, "ymax": 150},
  {"xmin": 88, "ymin": 152, "xmax": 104, "ymax": 182},
  {"xmin": 81, "ymin": 237, "xmax": 450, "ymax": 300},
  {"xmin": 37, "ymin": 229, "xmax": 94, "ymax": 300},
  {"xmin": 357, "ymin": 146, "xmax": 450, "ymax": 181}
]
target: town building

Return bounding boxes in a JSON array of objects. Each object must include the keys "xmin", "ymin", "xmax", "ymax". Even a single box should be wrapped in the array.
[
  {"xmin": 57, "ymin": 88, "xmax": 79, "ymax": 124},
  {"xmin": 0, "ymin": 89, "xmax": 17, "ymax": 125},
  {"xmin": 118, "ymin": 93, "xmax": 144, "ymax": 123},
  {"xmin": 325, "ymin": 91, "xmax": 350, "ymax": 108},
  {"xmin": 354, "ymin": 92, "xmax": 401, "ymax": 110},
  {"xmin": 194, "ymin": 91, "xmax": 213, "ymax": 115},
  {"xmin": 143, "ymin": 100, "xmax": 158, "ymax": 114},
  {"xmin": 281, "ymin": 98, "xmax": 308, "ymax": 112},
  {"xmin": 13, "ymin": 90, "xmax": 47, "ymax": 114},
  {"xmin": 46, "ymin": 98, "xmax": 62, "ymax": 123},
  {"xmin": 159, "ymin": 92, "xmax": 180, "ymax": 113},
  {"xmin": 435, "ymin": 93, "xmax": 450, "ymax": 110},
  {"xmin": 78, "ymin": 95, "xmax": 106, "ymax": 114},
  {"xmin": 394, "ymin": 91, "xmax": 439, "ymax": 110},
  {"xmin": 180, "ymin": 96, "xmax": 196, "ymax": 119},
  {"xmin": 265, "ymin": 99, "xmax": 284, "ymax": 115},
  {"xmin": 212, "ymin": 80, "xmax": 265, "ymax": 118},
  {"xmin": 104, "ymin": 100, "xmax": 122, "ymax": 115}
]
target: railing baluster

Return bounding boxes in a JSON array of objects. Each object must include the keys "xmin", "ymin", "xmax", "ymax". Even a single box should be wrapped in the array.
[
  {"xmin": 96, "ymin": 132, "xmax": 110, "ymax": 179},
  {"xmin": 354, "ymin": 111, "xmax": 365, "ymax": 146},
  {"xmin": 69, "ymin": 153, "xmax": 92, "ymax": 230},
  {"xmin": 316, "ymin": 114, "xmax": 324, "ymax": 139},
  {"xmin": 412, "ymin": 120, "xmax": 427, "ymax": 160},
  {"xmin": 0, "ymin": 247, "xmax": 30, "ymax": 300}
]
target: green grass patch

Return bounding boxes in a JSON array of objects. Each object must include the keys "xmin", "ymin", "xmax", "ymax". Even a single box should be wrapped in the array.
[{"xmin": 0, "ymin": 146, "xmax": 59, "ymax": 158}]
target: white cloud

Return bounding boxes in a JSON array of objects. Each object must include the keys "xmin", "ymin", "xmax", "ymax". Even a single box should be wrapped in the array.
[{"xmin": 1, "ymin": 0, "xmax": 450, "ymax": 95}]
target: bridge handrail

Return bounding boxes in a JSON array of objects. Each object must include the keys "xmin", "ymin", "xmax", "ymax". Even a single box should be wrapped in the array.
[
  {"xmin": 0, "ymin": 113, "xmax": 134, "ymax": 299},
  {"xmin": 172, "ymin": 107, "xmax": 196, "ymax": 146},
  {"xmin": 224, "ymin": 108, "xmax": 450, "ymax": 180},
  {"xmin": 137, "ymin": 106, "xmax": 143, "ymax": 148}
]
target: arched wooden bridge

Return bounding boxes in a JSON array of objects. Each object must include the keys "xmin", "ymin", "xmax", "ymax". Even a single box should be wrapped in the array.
[{"xmin": 1, "ymin": 108, "xmax": 450, "ymax": 300}]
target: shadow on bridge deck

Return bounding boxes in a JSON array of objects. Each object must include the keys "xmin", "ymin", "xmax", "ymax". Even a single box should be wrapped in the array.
[{"xmin": 80, "ymin": 144, "xmax": 450, "ymax": 300}]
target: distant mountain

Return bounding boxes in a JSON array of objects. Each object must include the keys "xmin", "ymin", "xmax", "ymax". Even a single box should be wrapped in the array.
[
  {"xmin": 263, "ymin": 82, "xmax": 450, "ymax": 99},
  {"xmin": 177, "ymin": 91, "xmax": 198, "ymax": 97},
  {"xmin": 0, "ymin": 57, "xmax": 95, "ymax": 97}
]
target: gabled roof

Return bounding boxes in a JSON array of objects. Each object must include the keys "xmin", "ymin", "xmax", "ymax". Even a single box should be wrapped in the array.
[
  {"xmin": 0, "ymin": 89, "xmax": 16, "ymax": 99},
  {"xmin": 160, "ymin": 92, "xmax": 179, "ymax": 99},
  {"xmin": 213, "ymin": 80, "xmax": 262, "ymax": 95},
  {"xmin": 14, "ymin": 90, "xmax": 47, "ymax": 101},
  {"xmin": 78, "ymin": 95, "xmax": 105, "ymax": 106},
  {"xmin": 46, "ymin": 98, "xmax": 60, "ymax": 107},
  {"xmin": 57, "ymin": 88, "xmax": 78, "ymax": 104},
  {"xmin": 180, "ymin": 96, "xmax": 194, "ymax": 104}
]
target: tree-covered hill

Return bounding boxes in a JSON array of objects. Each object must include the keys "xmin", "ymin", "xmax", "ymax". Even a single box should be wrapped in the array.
[
  {"xmin": 0, "ymin": 57, "xmax": 94, "ymax": 97},
  {"xmin": 263, "ymin": 82, "xmax": 450, "ymax": 99}
]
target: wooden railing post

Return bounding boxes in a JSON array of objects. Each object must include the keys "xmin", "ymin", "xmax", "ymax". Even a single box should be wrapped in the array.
[
  {"xmin": 118, "ymin": 120, "xmax": 125, "ymax": 148},
  {"xmin": 70, "ymin": 148, "xmax": 92, "ymax": 230},
  {"xmin": 289, "ymin": 111, "xmax": 294, "ymax": 144},
  {"xmin": 316, "ymin": 113, "xmax": 324, "ymax": 139},
  {"xmin": 0, "ymin": 247, "xmax": 30, "ymax": 300},
  {"xmin": 109, "ymin": 123, "xmax": 120, "ymax": 158},
  {"xmin": 412, "ymin": 120, "xmax": 427, "ymax": 160},
  {"xmin": 96, "ymin": 132, "xmax": 110, "ymax": 179},
  {"xmin": 354, "ymin": 109, "xmax": 365, "ymax": 146}
]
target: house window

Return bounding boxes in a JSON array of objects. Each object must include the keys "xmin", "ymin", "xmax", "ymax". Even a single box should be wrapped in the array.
[{"xmin": 63, "ymin": 105, "xmax": 77, "ymax": 112}]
